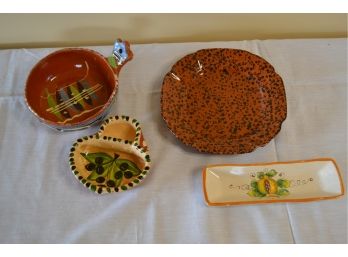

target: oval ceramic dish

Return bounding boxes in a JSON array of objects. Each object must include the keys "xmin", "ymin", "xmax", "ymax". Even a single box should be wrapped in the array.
[
  {"xmin": 69, "ymin": 115, "xmax": 151, "ymax": 194},
  {"xmin": 161, "ymin": 48, "xmax": 287, "ymax": 154},
  {"xmin": 202, "ymin": 158, "xmax": 345, "ymax": 206},
  {"xmin": 25, "ymin": 40, "xmax": 133, "ymax": 131}
]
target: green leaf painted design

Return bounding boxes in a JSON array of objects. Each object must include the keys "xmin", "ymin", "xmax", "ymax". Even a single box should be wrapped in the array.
[
  {"xmin": 247, "ymin": 189, "xmax": 266, "ymax": 197},
  {"xmin": 87, "ymin": 161, "xmax": 112, "ymax": 180},
  {"xmin": 277, "ymin": 179, "xmax": 291, "ymax": 188},
  {"xmin": 117, "ymin": 159, "xmax": 142, "ymax": 176},
  {"xmin": 81, "ymin": 152, "xmax": 142, "ymax": 189},
  {"xmin": 105, "ymin": 162, "xmax": 122, "ymax": 188},
  {"xmin": 251, "ymin": 180, "xmax": 258, "ymax": 189},
  {"xmin": 266, "ymin": 169, "xmax": 277, "ymax": 177},
  {"xmin": 46, "ymin": 89, "xmax": 63, "ymax": 121},
  {"xmin": 80, "ymin": 152, "xmax": 114, "ymax": 164},
  {"xmin": 69, "ymin": 84, "xmax": 86, "ymax": 108},
  {"xmin": 277, "ymin": 188, "xmax": 290, "ymax": 196},
  {"xmin": 114, "ymin": 169, "xmax": 123, "ymax": 188},
  {"xmin": 257, "ymin": 172, "xmax": 264, "ymax": 179}
]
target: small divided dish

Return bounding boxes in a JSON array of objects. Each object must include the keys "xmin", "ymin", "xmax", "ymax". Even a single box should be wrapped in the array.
[{"xmin": 69, "ymin": 115, "xmax": 151, "ymax": 194}]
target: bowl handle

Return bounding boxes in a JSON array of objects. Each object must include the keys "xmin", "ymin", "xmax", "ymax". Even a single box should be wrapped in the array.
[{"xmin": 106, "ymin": 39, "xmax": 133, "ymax": 75}]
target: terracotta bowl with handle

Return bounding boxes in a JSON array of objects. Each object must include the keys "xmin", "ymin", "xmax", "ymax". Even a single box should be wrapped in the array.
[{"xmin": 25, "ymin": 39, "xmax": 133, "ymax": 131}]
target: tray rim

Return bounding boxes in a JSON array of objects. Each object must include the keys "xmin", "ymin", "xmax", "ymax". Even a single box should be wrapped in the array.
[{"xmin": 202, "ymin": 157, "xmax": 345, "ymax": 206}]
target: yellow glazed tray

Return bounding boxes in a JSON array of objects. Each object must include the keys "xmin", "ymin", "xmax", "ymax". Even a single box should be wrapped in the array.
[{"xmin": 202, "ymin": 158, "xmax": 345, "ymax": 206}]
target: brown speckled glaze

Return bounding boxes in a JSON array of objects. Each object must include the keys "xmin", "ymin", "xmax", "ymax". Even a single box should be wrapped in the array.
[{"xmin": 161, "ymin": 48, "xmax": 287, "ymax": 154}]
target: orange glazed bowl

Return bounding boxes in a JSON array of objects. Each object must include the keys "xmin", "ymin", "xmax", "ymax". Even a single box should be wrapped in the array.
[{"xmin": 25, "ymin": 40, "xmax": 133, "ymax": 131}]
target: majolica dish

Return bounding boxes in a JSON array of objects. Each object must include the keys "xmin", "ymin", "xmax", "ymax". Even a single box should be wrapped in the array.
[
  {"xmin": 202, "ymin": 158, "xmax": 345, "ymax": 206},
  {"xmin": 161, "ymin": 48, "xmax": 287, "ymax": 154},
  {"xmin": 25, "ymin": 40, "xmax": 133, "ymax": 131},
  {"xmin": 69, "ymin": 115, "xmax": 151, "ymax": 194}
]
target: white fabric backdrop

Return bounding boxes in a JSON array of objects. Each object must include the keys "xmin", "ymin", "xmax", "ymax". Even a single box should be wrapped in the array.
[{"xmin": 0, "ymin": 39, "xmax": 346, "ymax": 243}]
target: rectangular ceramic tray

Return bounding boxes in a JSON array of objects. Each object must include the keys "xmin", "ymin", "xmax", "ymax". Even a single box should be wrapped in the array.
[{"xmin": 202, "ymin": 158, "xmax": 345, "ymax": 206}]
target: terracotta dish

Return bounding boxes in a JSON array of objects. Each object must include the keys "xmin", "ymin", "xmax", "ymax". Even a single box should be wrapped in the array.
[
  {"xmin": 161, "ymin": 48, "xmax": 287, "ymax": 154},
  {"xmin": 25, "ymin": 40, "xmax": 133, "ymax": 131}
]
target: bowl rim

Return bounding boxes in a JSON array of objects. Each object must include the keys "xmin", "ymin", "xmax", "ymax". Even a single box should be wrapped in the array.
[{"xmin": 25, "ymin": 47, "xmax": 118, "ymax": 129}]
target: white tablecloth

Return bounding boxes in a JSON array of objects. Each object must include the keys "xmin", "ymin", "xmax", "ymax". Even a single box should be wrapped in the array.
[{"xmin": 0, "ymin": 39, "xmax": 346, "ymax": 243}]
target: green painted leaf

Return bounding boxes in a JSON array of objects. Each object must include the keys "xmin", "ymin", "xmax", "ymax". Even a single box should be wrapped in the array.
[
  {"xmin": 80, "ymin": 152, "xmax": 141, "ymax": 188},
  {"xmin": 80, "ymin": 152, "xmax": 113, "ymax": 164},
  {"xmin": 266, "ymin": 169, "xmax": 277, "ymax": 177},
  {"xmin": 247, "ymin": 189, "xmax": 266, "ymax": 198},
  {"xmin": 257, "ymin": 172, "xmax": 264, "ymax": 179},
  {"xmin": 277, "ymin": 179, "xmax": 291, "ymax": 188},
  {"xmin": 46, "ymin": 89, "xmax": 63, "ymax": 121},
  {"xmin": 277, "ymin": 188, "xmax": 290, "ymax": 196},
  {"xmin": 106, "ymin": 161, "xmax": 115, "ymax": 179},
  {"xmin": 247, "ymin": 191, "xmax": 255, "ymax": 197},
  {"xmin": 81, "ymin": 152, "xmax": 114, "ymax": 181},
  {"xmin": 69, "ymin": 84, "xmax": 85, "ymax": 108},
  {"xmin": 115, "ymin": 177, "xmax": 123, "ymax": 188},
  {"xmin": 115, "ymin": 159, "xmax": 142, "ymax": 176},
  {"xmin": 251, "ymin": 180, "xmax": 258, "ymax": 189},
  {"xmin": 87, "ymin": 162, "xmax": 113, "ymax": 180},
  {"xmin": 99, "ymin": 162, "xmax": 123, "ymax": 188},
  {"xmin": 254, "ymin": 190, "xmax": 266, "ymax": 197}
]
